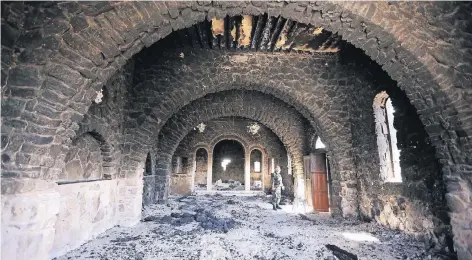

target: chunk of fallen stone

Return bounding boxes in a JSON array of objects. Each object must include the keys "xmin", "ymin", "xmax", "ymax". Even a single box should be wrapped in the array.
[
  {"xmin": 299, "ymin": 214, "xmax": 317, "ymax": 224},
  {"xmin": 325, "ymin": 244, "xmax": 358, "ymax": 260},
  {"xmin": 142, "ymin": 215, "xmax": 173, "ymax": 224},
  {"xmin": 297, "ymin": 242, "xmax": 304, "ymax": 250},
  {"xmin": 142, "ymin": 216, "xmax": 159, "ymax": 222},
  {"xmin": 171, "ymin": 212, "xmax": 182, "ymax": 218},
  {"xmin": 110, "ymin": 236, "xmax": 141, "ymax": 243}
]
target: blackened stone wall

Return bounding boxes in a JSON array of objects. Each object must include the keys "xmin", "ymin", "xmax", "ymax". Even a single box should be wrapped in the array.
[
  {"xmin": 2, "ymin": 2, "xmax": 472, "ymax": 259},
  {"xmin": 344, "ymin": 49, "xmax": 453, "ymax": 254},
  {"xmin": 60, "ymin": 133, "xmax": 103, "ymax": 181},
  {"xmin": 76, "ymin": 60, "xmax": 134, "ymax": 180}
]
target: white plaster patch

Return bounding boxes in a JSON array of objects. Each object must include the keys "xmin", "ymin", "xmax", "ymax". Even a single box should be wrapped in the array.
[{"xmin": 51, "ymin": 180, "xmax": 118, "ymax": 258}]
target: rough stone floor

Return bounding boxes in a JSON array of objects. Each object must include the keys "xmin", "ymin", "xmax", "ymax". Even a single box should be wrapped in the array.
[{"xmin": 56, "ymin": 195, "xmax": 445, "ymax": 260}]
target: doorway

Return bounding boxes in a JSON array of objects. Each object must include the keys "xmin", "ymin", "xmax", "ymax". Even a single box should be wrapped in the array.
[
  {"xmin": 311, "ymin": 152, "xmax": 330, "ymax": 212},
  {"xmin": 212, "ymin": 140, "xmax": 245, "ymax": 191},
  {"xmin": 304, "ymin": 137, "xmax": 330, "ymax": 212}
]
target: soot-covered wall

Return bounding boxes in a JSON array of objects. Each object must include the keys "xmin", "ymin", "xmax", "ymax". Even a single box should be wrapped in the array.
[
  {"xmin": 51, "ymin": 61, "xmax": 133, "ymax": 257},
  {"xmin": 344, "ymin": 49, "xmax": 453, "ymax": 254}
]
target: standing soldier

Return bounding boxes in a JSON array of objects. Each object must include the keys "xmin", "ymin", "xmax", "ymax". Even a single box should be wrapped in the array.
[{"xmin": 271, "ymin": 165, "xmax": 285, "ymax": 210}]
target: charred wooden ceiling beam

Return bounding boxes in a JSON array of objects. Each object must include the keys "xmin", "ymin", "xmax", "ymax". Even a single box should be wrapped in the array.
[
  {"xmin": 196, "ymin": 21, "xmax": 211, "ymax": 49},
  {"xmin": 168, "ymin": 15, "xmax": 341, "ymax": 53},
  {"xmin": 251, "ymin": 14, "xmax": 266, "ymax": 50},
  {"xmin": 268, "ymin": 17, "xmax": 286, "ymax": 52},
  {"xmin": 274, "ymin": 19, "xmax": 292, "ymax": 51},
  {"xmin": 283, "ymin": 21, "xmax": 299, "ymax": 52},
  {"xmin": 259, "ymin": 16, "xmax": 275, "ymax": 51},
  {"xmin": 225, "ymin": 16, "xmax": 233, "ymax": 50}
]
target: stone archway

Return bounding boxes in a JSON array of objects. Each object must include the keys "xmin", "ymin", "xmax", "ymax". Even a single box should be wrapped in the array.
[
  {"xmin": 191, "ymin": 146, "xmax": 209, "ymax": 192},
  {"xmin": 2, "ymin": 2, "xmax": 470, "ymax": 181},
  {"xmin": 211, "ymin": 139, "xmax": 247, "ymax": 192},
  {"xmin": 2, "ymin": 2, "xmax": 472, "ymax": 259},
  {"xmin": 152, "ymin": 90, "xmax": 352, "ymax": 215},
  {"xmin": 176, "ymin": 119, "xmax": 288, "ymax": 195},
  {"xmin": 248, "ymin": 147, "xmax": 267, "ymax": 192}
]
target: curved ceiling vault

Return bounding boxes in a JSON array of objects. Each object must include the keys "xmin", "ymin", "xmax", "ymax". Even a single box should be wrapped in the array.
[
  {"xmin": 154, "ymin": 90, "xmax": 308, "ymax": 179},
  {"xmin": 3, "ymin": 1, "xmax": 469, "ymax": 182},
  {"xmin": 126, "ymin": 47, "xmax": 364, "ymax": 177},
  {"xmin": 175, "ymin": 117, "xmax": 288, "ymax": 159}
]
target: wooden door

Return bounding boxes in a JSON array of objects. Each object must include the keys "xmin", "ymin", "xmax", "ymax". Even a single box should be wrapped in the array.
[{"xmin": 311, "ymin": 153, "xmax": 329, "ymax": 212}]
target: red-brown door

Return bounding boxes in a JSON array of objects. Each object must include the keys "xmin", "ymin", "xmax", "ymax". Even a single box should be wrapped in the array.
[{"xmin": 311, "ymin": 153, "xmax": 329, "ymax": 212}]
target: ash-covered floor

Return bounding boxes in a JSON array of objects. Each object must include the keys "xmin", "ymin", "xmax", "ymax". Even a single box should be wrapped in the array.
[{"xmin": 56, "ymin": 195, "xmax": 448, "ymax": 260}]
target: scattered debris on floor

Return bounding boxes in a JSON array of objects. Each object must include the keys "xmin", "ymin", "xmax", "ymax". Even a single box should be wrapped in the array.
[
  {"xmin": 326, "ymin": 244, "xmax": 358, "ymax": 260},
  {"xmin": 55, "ymin": 195, "xmax": 451, "ymax": 260}
]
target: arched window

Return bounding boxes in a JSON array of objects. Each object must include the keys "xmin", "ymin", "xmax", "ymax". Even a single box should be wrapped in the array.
[
  {"xmin": 374, "ymin": 92, "xmax": 402, "ymax": 182},
  {"xmin": 144, "ymin": 152, "xmax": 152, "ymax": 176},
  {"xmin": 250, "ymin": 149, "xmax": 262, "ymax": 173}
]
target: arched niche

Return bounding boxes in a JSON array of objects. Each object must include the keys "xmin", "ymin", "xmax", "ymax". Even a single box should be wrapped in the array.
[
  {"xmin": 144, "ymin": 152, "xmax": 153, "ymax": 176},
  {"xmin": 142, "ymin": 151, "xmax": 156, "ymax": 206},
  {"xmin": 193, "ymin": 147, "xmax": 209, "ymax": 191},
  {"xmin": 249, "ymin": 148, "xmax": 264, "ymax": 191},
  {"xmin": 59, "ymin": 132, "xmax": 110, "ymax": 183},
  {"xmin": 211, "ymin": 139, "xmax": 246, "ymax": 191}
]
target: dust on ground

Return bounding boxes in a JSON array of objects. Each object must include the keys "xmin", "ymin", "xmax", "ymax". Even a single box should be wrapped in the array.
[{"xmin": 55, "ymin": 195, "xmax": 450, "ymax": 260}]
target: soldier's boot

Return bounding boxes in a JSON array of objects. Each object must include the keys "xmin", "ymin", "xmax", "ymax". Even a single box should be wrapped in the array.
[
  {"xmin": 273, "ymin": 204, "xmax": 277, "ymax": 210},
  {"xmin": 276, "ymin": 205, "xmax": 282, "ymax": 209}
]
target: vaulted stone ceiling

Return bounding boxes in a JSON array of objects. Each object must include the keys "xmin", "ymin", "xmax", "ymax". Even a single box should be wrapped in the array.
[{"xmin": 1, "ymin": 1, "xmax": 472, "ymax": 260}]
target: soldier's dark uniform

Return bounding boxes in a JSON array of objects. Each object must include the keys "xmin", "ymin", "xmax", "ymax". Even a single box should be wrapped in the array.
[{"xmin": 271, "ymin": 170, "xmax": 284, "ymax": 210}]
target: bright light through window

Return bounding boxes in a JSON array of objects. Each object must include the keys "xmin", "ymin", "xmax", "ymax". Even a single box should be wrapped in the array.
[
  {"xmin": 221, "ymin": 158, "xmax": 231, "ymax": 171},
  {"xmin": 254, "ymin": 161, "xmax": 261, "ymax": 172},
  {"xmin": 315, "ymin": 137, "xmax": 326, "ymax": 149},
  {"xmin": 374, "ymin": 92, "xmax": 402, "ymax": 183}
]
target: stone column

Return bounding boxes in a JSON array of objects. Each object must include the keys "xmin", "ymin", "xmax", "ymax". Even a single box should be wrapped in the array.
[
  {"xmin": 191, "ymin": 155, "xmax": 196, "ymax": 193},
  {"xmin": 245, "ymin": 151, "xmax": 250, "ymax": 191},
  {"xmin": 116, "ymin": 177, "xmax": 143, "ymax": 226},
  {"xmin": 206, "ymin": 151, "xmax": 213, "ymax": 191},
  {"xmin": 262, "ymin": 154, "xmax": 266, "ymax": 191}
]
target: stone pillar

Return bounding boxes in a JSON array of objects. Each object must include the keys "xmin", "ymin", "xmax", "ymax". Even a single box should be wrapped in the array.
[
  {"xmin": 245, "ymin": 151, "xmax": 250, "ymax": 191},
  {"xmin": 191, "ymin": 155, "xmax": 196, "ymax": 193},
  {"xmin": 206, "ymin": 151, "xmax": 213, "ymax": 191},
  {"xmin": 116, "ymin": 177, "xmax": 143, "ymax": 226},
  {"xmin": 291, "ymin": 153, "xmax": 308, "ymax": 213},
  {"xmin": 262, "ymin": 154, "xmax": 267, "ymax": 191}
]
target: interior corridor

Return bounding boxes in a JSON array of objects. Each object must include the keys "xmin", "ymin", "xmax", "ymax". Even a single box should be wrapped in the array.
[{"xmin": 1, "ymin": 2, "xmax": 471, "ymax": 260}]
